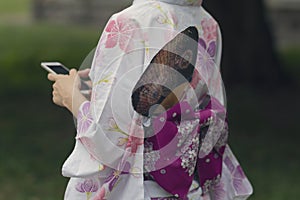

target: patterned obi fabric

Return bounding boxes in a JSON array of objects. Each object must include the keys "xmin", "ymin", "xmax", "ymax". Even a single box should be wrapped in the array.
[{"xmin": 144, "ymin": 97, "xmax": 228, "ymax": 199}]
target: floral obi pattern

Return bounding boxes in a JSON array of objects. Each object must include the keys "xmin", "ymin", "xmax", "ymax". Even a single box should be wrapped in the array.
[{"xmin": 144, "ymin": 97, "xmax": 228, "ymax": 199}]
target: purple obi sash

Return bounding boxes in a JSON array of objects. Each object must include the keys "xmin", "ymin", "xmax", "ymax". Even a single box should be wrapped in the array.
[{"xmin": 144, "ymin": 97, "xmax": 228, "ymax": 199}]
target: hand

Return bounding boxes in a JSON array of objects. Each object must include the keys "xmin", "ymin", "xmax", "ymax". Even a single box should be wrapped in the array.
[
  {"xmin": 78, "ymin": 68, "xmax": 92, "ymax": 98},
  {"xmin": 78, "ymin": 68, "xmax": 91, "ymax": 82},
  {"xmin": 48, "ymin": 69, "xmax": 87, "ymax": 117},
  {"xmin": 48, "ymin": 69, "xmax": 78, "ymax": 108}
]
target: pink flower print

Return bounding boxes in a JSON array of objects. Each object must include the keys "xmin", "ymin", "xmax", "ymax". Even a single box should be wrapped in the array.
[
  {"xmin": 190, "ymin": 69, "xmax": 202, "ymax": 89},
  {"xmin": 199, "ymin": 38, "xmax": 216, "ymax": 58},
  {"xmin": 210, "ymin": 181, "xmax": 227, "ymax": 200},
  {"xmin": 105, "ymin": 162, "xmax": 131, "ymax": 191},
  {"xmin": 232, "ymin": 166, "xmax": 248, "ymax": 194},
  {"xmin": 107, "ymin": 170, "xmax": 121, "ymax": 191},
  {"xmin": 224, "ymin": 156, "xmax": 235, "ymax": 173},
  {"xmin": 224, "ymin": 157, "xmax": 248, "ymax": 194},
  {"xmin": 126, "ymin": 135, "xmax": 144, "ymax": 154},
  {"xmin": 77, "ymin": 101, "xmax": 93, "ymax": 134},
  {"xmin": 93, "ymin": 187, "xmax": 106, "ymax": 200},
  {"xmin": 105, "ymin": 15, "xmax": 140, "ymax": 53},
  {"xmin": 201, "ymin": 18, "xmax": 218, "ymax": 42},
  {"xmin": 198, "ymin": 38, "xmax": 217, "ymax": 86},
  {"xmin": 234, "ymin": 166, "xmax": 246, "ymax": 179},
  {"xmin": 126, "ymin": 119, "xmax": 144, "ymax": 155},
  {"xmin": 76, "ymin": 179, "xmax": 99, "ymax": 200}
]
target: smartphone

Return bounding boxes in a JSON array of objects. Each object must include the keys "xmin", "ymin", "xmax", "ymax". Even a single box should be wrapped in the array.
[
  {"xmin": 41, "ymin": 62, "xmax": 70, "ymax": 75},
  {"xmin": 41, "ymin": 62, "xmax": 91, "ymax": 95}
]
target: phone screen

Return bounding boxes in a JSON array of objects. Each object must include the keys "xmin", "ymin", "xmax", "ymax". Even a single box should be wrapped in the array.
[{"xmin": 48, "ymin": 65, "xmax": 69, "ymax": 75}]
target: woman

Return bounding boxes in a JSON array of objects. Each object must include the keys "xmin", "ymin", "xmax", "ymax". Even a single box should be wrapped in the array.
[{"xmin": 48, "ymin": 0, "xmax": 253, "ymax": 199}]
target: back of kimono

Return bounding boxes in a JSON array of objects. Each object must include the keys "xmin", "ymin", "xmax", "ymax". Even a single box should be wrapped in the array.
[{"xmin": 62, "ymin": 0, "xmax": 253, "ymax": 199}]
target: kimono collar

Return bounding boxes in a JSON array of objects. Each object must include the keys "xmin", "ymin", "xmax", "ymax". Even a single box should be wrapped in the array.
[{"xmin": 133, "ymin": 0, "xmax": 203, "ymax": 6}]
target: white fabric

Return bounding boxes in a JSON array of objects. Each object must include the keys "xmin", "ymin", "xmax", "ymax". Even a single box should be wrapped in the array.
[{"xmin": 62, "ymin": 0, "xmax": 253, "ymax": 199}]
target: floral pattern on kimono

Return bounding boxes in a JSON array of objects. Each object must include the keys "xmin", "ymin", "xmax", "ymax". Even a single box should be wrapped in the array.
[{"xmin": 62, "ymin": 0, "xmax": 253, "ymax": 200}]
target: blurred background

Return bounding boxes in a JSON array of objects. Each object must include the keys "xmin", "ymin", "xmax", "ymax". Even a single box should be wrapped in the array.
[{"xmin": 0, "ymin": 0, "xmax": 299, "ymax": 199}]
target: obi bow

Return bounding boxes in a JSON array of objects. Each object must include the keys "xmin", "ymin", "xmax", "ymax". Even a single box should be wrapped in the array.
[{"xmin": 144, "ymin": 97, "xmax": 228, "ymax": 199}]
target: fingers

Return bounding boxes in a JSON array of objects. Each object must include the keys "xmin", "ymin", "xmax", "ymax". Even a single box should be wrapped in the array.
[
  {"xmin": 77, "ymin": 69, "xmax": 92, "ymax": 89},
  {"xmin": 49, "ymin": 70, "xmax": 77, "ymax": 107},
  {"xmin": 48, "ymin": 73, "xmax": 64, "ymax": 82},
  {"xmin": 83, "ymin": 80, "xmax": 93, "ymax": 88},
  {"xmin": 52, "ymin": 81, "xmax": 58, "ymax": 90},
  {"xmin": 78, "ymin": 68, "xmax": 90, "ymax": 79},
  {"xmin": 47, "ymin": 73, "xmax": 57, "ymax": 81},
  {"xmin": 52, "ymin": 89, "xmax": 63, "ymax": 106}
]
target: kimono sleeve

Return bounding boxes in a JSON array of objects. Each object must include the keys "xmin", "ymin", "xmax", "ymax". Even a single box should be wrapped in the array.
[{"xmin": 62, "ymin": 12, "xmax": 146, "ymax": 177}]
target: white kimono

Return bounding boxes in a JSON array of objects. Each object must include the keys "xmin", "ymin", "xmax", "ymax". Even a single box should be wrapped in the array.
[{"xmin": 62, "ymin": 0, "xmax": 253, "ymax": 199}]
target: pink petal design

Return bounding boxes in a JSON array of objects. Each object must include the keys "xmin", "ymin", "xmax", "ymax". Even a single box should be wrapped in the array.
[
  {"xmin": 77, "ymin": 102, "xmax": 93, "ymax": 134},
  {"xmin": 233, "ymin": 178, "xmax": 248, "ymax": 194},
  {"xmin": 105, "ymin": 20, "xmax": 120, "ymax": 49},
  {"xmin": 75, "ymin": 183, "xmax": 85, "ymax": 193},
  {"xmin": 199, "ymin": 38, "xmax": 207, "ymax": 50},
  {"xmin": 198, "ymin": 42, "xmax": 215, "ymax": 78},
  {"xmin": 75, "ymin": 179, "xmax": 99, "ymax": 193},
  {"xmin": 108, "ymin": 179, "xmax": 117, "ymax": 192},
  {"xmin": 126, "ymin": 135, "xmax": 144, "ymax": 154},
  {"xmin": 105, "ymin": 20, "xmax": 117, "ymax": 32},
  {"xmin": 201, "ymin": 18, "xmax": 218, "ymax": 42},
  {"xmin": 123, "ymin": 161, "xmax": 131, "ymax": 172},
  {"xmin": 207, "ymin": 41, "xmax": 216, "ymax": 57},
  {"xmin": 105, "ymin": 33, "xmax": 118, "ymax": 48},
  {"xmin": 234, "ymin": 165, "xmax": 246, "ymax": 179},
  {"xmin": 119, "ymin": 34, "xmax": 131, "ymax": 52},
  {"xmin": 104, "ymin": 14, "xmax": 140, "ymax": 52},
  {"xmin": 212, "ymin": 181, "xmax": 227, "ymax": 200},
  {"xmin": 224, "ymin": 156, "xmax": 235, "ymax": 173},
  {"xmin": 116, "ymin": 16, "xmax": 127, "ymax": 30},
  {"xmin": 190, "ymin": 69, "xmax": 202, "ymax": 89},
  {"xmin": 94, "ymin": 187, "xmax": 106, "ymax": 200}
]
